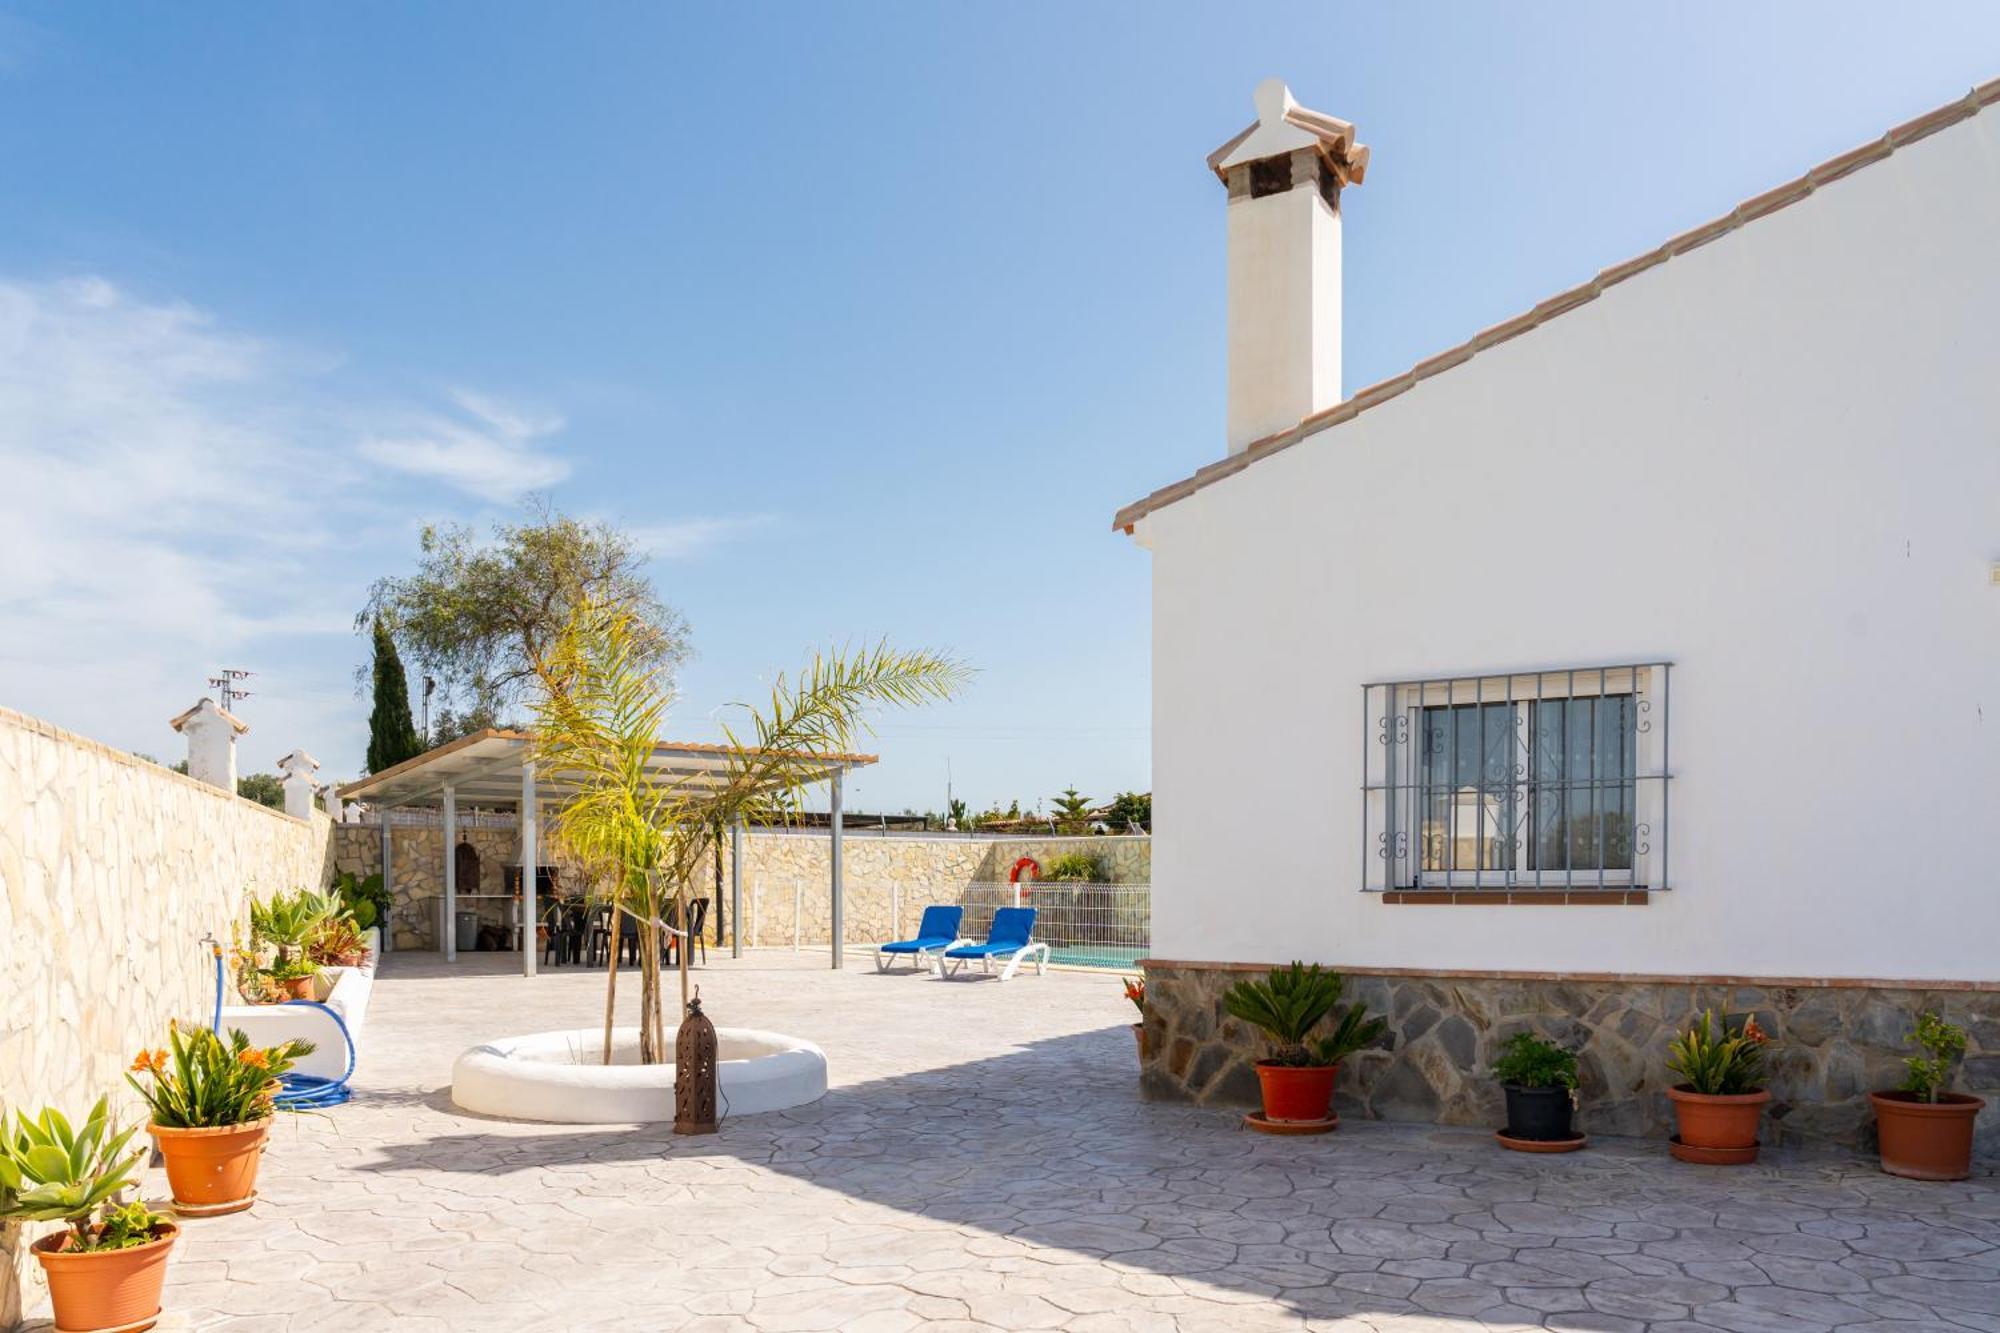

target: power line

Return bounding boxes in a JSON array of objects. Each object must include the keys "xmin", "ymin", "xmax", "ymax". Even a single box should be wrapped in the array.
[{"xmin": 208, "ymin": 668, "xmax": 254, "ymax": 714}]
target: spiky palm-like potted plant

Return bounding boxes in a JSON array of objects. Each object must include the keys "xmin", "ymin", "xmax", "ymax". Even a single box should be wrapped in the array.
[
  {"xmin": 0, "ymin": 1097, "xmax": 178, "ymax": 1332},
  {"xmin": 1665, "ymin": 1009, "xmax": 1770, "ymax": 1164},
  {"xmin": 1871, "ymin": 1011, "xmax": 1985, "ymax": 1181},
  {"xmin": 1222, "ymin": 962, "xmax": 1386, "ymax": 1131},
  {"xmin": 1491, "ymin": 1032, "xmax": 1582, "ymax": 1151}
]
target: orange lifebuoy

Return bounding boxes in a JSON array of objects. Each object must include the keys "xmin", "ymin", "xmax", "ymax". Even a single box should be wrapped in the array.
[{"xmin": 1009, "ymin": 856, "xmax": 1040, "ymax": 897}]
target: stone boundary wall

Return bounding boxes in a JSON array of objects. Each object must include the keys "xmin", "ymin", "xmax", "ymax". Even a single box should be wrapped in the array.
[
  {"xmin": 0, "ymin": 707, "xmax": 335, "ymax": 1325},
  {"xmin": 1139, "ymin": 961, "xmax": 2000, "ymax": 1162},
  {"xmin": 332, "ymin": 822, "xmax": 1148, "ymax": 952}
]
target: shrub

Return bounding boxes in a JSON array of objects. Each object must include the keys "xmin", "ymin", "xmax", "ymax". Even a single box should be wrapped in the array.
[
  {"xmin": 1666, "ymin": 1009, "xmax": 1768, "ymax": 1095},
  {"xmin": 332, "ymin": 870, "xmax": 390, "ymax": 931},
  {"xmin": 1040, "ymin": 852, "xmax": 1102, "ymax": 883},
  {"xmin": 1900, "ymin": 1011, "xmax": 1968, "ymax": 1103},
  {"xmin": 128, "ymin": 1024, "xmax": 314, "ymax": 1128},
  {"xmin": 1491, "ymin": 1032, "xmax": 1579, "ymax": 1090}
]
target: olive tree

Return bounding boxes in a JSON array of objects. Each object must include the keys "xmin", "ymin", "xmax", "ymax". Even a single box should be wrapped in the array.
[{"xmin": 359, "ymin": 501, "xmax": 690, "ymax": 730}]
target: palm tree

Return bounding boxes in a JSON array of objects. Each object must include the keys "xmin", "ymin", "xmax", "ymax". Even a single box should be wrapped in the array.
[{"xmin": 530, "ymin": 600, "xmax": 968, "ymax": 1064}]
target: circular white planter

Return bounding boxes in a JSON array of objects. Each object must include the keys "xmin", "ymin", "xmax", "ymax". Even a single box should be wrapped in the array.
[{"xmin": 451, "ymin": 1026, "xmax": 827, "ymax": 1124}]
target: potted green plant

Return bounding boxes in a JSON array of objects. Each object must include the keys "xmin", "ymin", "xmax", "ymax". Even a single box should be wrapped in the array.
[
  {"xmin": 1871, "ymin": 1011, "xmax": 1986, "ymax": 1181},
  {"xmin": 1665, "ymin": 1009, "xmax": 1770, "ymax": 1164},
  {"xmin": 1222, "ymin": 962, "xmax": 1386, "ymax": 1132},
  {"xmin": 0, "ymin": 1096, "xmax": 178, "ymax": 1333},
  {"xmin": 250, "ymin": 888, "xmax": 332, "ymax": 997},
  {"xmin": 1491, "ymin": 1032, "xmax": 1583, "ymax": 1151},
  {"xmin": 128, "ymin": 1023, "xmax": 313, "ymax": 1216}
]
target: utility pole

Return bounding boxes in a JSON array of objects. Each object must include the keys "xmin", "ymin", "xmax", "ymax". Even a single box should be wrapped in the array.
[
  {"xmin": 421, "ymin": 675, "xmax": 437, "ymax": 744},
  {"xmin": 208, "ymin": 668, "xmax": 253, "ymax": 714}
]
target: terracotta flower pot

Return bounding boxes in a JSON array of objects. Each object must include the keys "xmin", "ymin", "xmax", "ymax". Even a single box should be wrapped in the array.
[
  {"xmin": 1132, "ymin": 1023, "xmax": 1148, "ymax": 1062},
  {"xmin": 32, "ymin": 1221, "xmax": 178, "ymax": 1333},
  {"xmin": 277, "ymin": 974, "xmax": 313, "ymax": 1001},
  {"xmin": 149, "ymin": 1120, "xmax": 270, "ymax": 1215},
  {"xmin": 1667, "ymin": 1086, "xmax": 1769, "ymax": 1164},
  {"xmin": 1254, "ymin": 1062, "xmax": 1338, "ymax": 1123},
  {"xmin": 1872, "ymin": 1090, "xmax": 1986, "ymax": 1181}
]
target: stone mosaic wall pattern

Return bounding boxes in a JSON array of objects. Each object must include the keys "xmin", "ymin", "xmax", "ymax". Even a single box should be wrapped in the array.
[
  {"xmin": 332, "ymin": 823, "xmax": 1148, "ymax": 952},
  {"xmin": 1140, "ymin": 962, "xmax": 2000, "ymax": 1161},
  {"xmin": 0, "ymin": 707, "xmax": 334, "ymax": 1324}
]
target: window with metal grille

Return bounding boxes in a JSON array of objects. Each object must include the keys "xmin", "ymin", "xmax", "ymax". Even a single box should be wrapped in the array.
[{"xmin": 1360, "ymin": 664, "xmax": 1671, "ymax": 895}]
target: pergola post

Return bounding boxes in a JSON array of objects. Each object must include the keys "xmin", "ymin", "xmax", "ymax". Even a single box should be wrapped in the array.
[
  {"xmin": 521, "ymin": 760, "xmax": 538, "ymax": 978},
  {"xmin": 442, "ymin": 785, "xmax": 458, "ymax": 963},
  {"xmin": 730, "ymin": 818, "xmax": 744, "ymax": 959},
  {"xmin": 829, "ymin": 766, "xmax": 844, "ymax": 970},
  {"xmin": 378, "ymin": 803, "xmax": 394, "ymax": 955}
]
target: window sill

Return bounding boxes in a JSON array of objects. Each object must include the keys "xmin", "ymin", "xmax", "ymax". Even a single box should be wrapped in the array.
[{"xmin": 1380, "ymin": 889, "xmax": 1650, "ymax": 906}]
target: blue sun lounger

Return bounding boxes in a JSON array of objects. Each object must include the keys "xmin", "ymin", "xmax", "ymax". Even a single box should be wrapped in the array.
[
  {"xmin": 940, "ymin": 906, "xmax": 1050, "ymax": 981},
  {"xmin": 876, "ymin": 905, "xmax": 969, "ymax": 974}
]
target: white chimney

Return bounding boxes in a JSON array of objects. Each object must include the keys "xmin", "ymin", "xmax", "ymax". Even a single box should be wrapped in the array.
[
  {"xmin": 1210, "ymin": 78, "xmax": 1369, "ymax": 455},
  {"xmin": 169, "ymin": 697, "xmax": 247, "ymax": 793},
  {"xmin": 276, "ymin": 748, "xmax": 321, "ymax": 821}
]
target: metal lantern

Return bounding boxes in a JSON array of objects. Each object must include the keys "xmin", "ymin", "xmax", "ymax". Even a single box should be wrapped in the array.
[{"xmin": 674, "ymin": 987, "xmax": 718, "ymax": 1135}]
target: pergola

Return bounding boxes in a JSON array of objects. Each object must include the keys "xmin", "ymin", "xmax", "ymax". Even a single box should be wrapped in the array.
[{"xmin": 336, "ymin": 729, "xmax": 876, "ymax": 977}]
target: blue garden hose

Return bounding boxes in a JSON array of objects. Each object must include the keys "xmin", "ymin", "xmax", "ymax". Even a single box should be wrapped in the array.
[{"xmin": 206, "ymin": 935, "xmax": 357, "ymax": 1108}]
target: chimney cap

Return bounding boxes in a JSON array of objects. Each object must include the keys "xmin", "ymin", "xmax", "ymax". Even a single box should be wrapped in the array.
[
  {"xmin": 169, "ymin": 697, "xmax": 249, "ymax": 735},
  {"xmin": 1208, "ymin": 77, "xmax": 1369, "ymax": 186},
  {"xmin": 276, "ymin": 748, "xmax": 321, "ymax": 772}
]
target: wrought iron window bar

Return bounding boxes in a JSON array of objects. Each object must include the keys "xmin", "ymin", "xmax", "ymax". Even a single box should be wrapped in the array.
[{"xmin": 1360, "ymin": 662, "xmax": 1672, "ymax": 895}]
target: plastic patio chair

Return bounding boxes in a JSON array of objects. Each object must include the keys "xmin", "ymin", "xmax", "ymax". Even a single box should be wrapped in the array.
[
  {"xmin": 875, "ymin": 905, "xmax": 968, "ymax": 975},
  {"xmin": 939, "ymin": 907, "xmax": 1049, "ymax": 981}
]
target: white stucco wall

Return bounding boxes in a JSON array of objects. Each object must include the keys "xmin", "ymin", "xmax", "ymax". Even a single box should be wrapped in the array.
[{"xmin": 1144, "ymin": 108, "xmax": 2000, "ymax": 980}]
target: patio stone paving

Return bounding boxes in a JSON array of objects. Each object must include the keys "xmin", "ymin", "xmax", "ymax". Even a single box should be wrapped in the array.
[{"xmin": 23, "ymin": 951, "xmax": 2000, "ymax": 1331}]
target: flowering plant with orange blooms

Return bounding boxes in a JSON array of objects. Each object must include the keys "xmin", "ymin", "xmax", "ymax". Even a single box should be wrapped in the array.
[
  {"xmin": 126, "ymin": 1023, "xmax": 313, "ymax": 1128},
  {"xmin": 1122, "ymin": 977, "xmax": 1146, "ymax": 1016},
  {"xmin": 1666, "ymin": 1009, "xmax": 1768, "ymax": 1096}
]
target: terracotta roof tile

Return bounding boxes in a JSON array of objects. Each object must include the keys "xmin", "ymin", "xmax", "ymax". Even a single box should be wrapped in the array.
[{"xmin": 1113, "ymin": 78, "xmax": 1998, "ymax": 533}]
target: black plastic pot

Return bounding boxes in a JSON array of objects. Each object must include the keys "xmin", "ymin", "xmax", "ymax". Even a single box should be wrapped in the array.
[{"xmin": 1502, "ymin": 1084, "xmax": 1575, "ymax": 1141}]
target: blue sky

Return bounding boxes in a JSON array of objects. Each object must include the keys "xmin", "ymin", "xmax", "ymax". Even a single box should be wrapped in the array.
[{"xmin": 2, "ymin": 3, "xmax": 1996, "ymax": 813}]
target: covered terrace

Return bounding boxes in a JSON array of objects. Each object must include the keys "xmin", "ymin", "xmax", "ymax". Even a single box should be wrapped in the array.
[{"xmin": 336, "ymin": 729, "xmax": 876, "ymax": 976}]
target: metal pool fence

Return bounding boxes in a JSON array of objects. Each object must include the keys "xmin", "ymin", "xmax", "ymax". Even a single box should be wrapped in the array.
[{"xmin": 960, "ymin": 881, "xmax": 1149, "ymax": 970}]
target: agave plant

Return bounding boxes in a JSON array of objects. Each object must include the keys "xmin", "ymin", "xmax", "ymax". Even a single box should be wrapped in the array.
[
  {"xmin": 249, "ymin": 888, "xmax": 334, "ymax": 965},
  {"xmin": 0, "ymin": 1096, "xmax": 159, "ymax": 1250}
]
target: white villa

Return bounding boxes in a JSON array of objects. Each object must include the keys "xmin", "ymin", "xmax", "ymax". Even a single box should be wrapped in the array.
[{"xmin": 1122, "ymin": 77, "xmax": 2000, "ymax": 1148}]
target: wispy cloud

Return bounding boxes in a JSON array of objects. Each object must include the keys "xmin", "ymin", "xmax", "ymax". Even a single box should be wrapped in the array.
[
  {"xmin": 357, "ymin": 387, "xmax": 570, "ymax": 503},
  {"xmin": 626, "ymin": 514, "xmax": 774, "ymax": 561},
  {"xmin": 0, "ymin": 274, "xmax": 571, "ymax": 769}
]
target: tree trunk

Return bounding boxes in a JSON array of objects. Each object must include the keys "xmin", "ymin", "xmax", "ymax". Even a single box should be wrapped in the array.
[
  {"xmin": 678, "ymin": 881, "xmax": 692, "ymax": 1019},
  {"xmin": 601, "ymin": 899, "xmax": 620, "ymax": 1066}
]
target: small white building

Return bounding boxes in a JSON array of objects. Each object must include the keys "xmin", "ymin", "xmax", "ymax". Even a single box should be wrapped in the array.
[{"xmin": 1120, "ymin": 77, "xmax": 2000, "ymax": 1149}]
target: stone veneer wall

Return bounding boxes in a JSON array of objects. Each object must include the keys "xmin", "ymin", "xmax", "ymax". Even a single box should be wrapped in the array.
[
  {"xmin": 0, "ymin": 707, "xmax": 335, "ymax": 1326},
  {"xmin": 1139, "ymin": 961, "xmax": 2000, "ymax": 1161},
  {"xmin": 332, "ymin": 823, "xmax": 1148, "ymax": 952}
]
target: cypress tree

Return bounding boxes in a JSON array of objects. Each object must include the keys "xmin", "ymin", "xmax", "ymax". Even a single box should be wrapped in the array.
[{"xmin": 366, "ymin": 619, "xmax": 424, "ymax": 772}]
